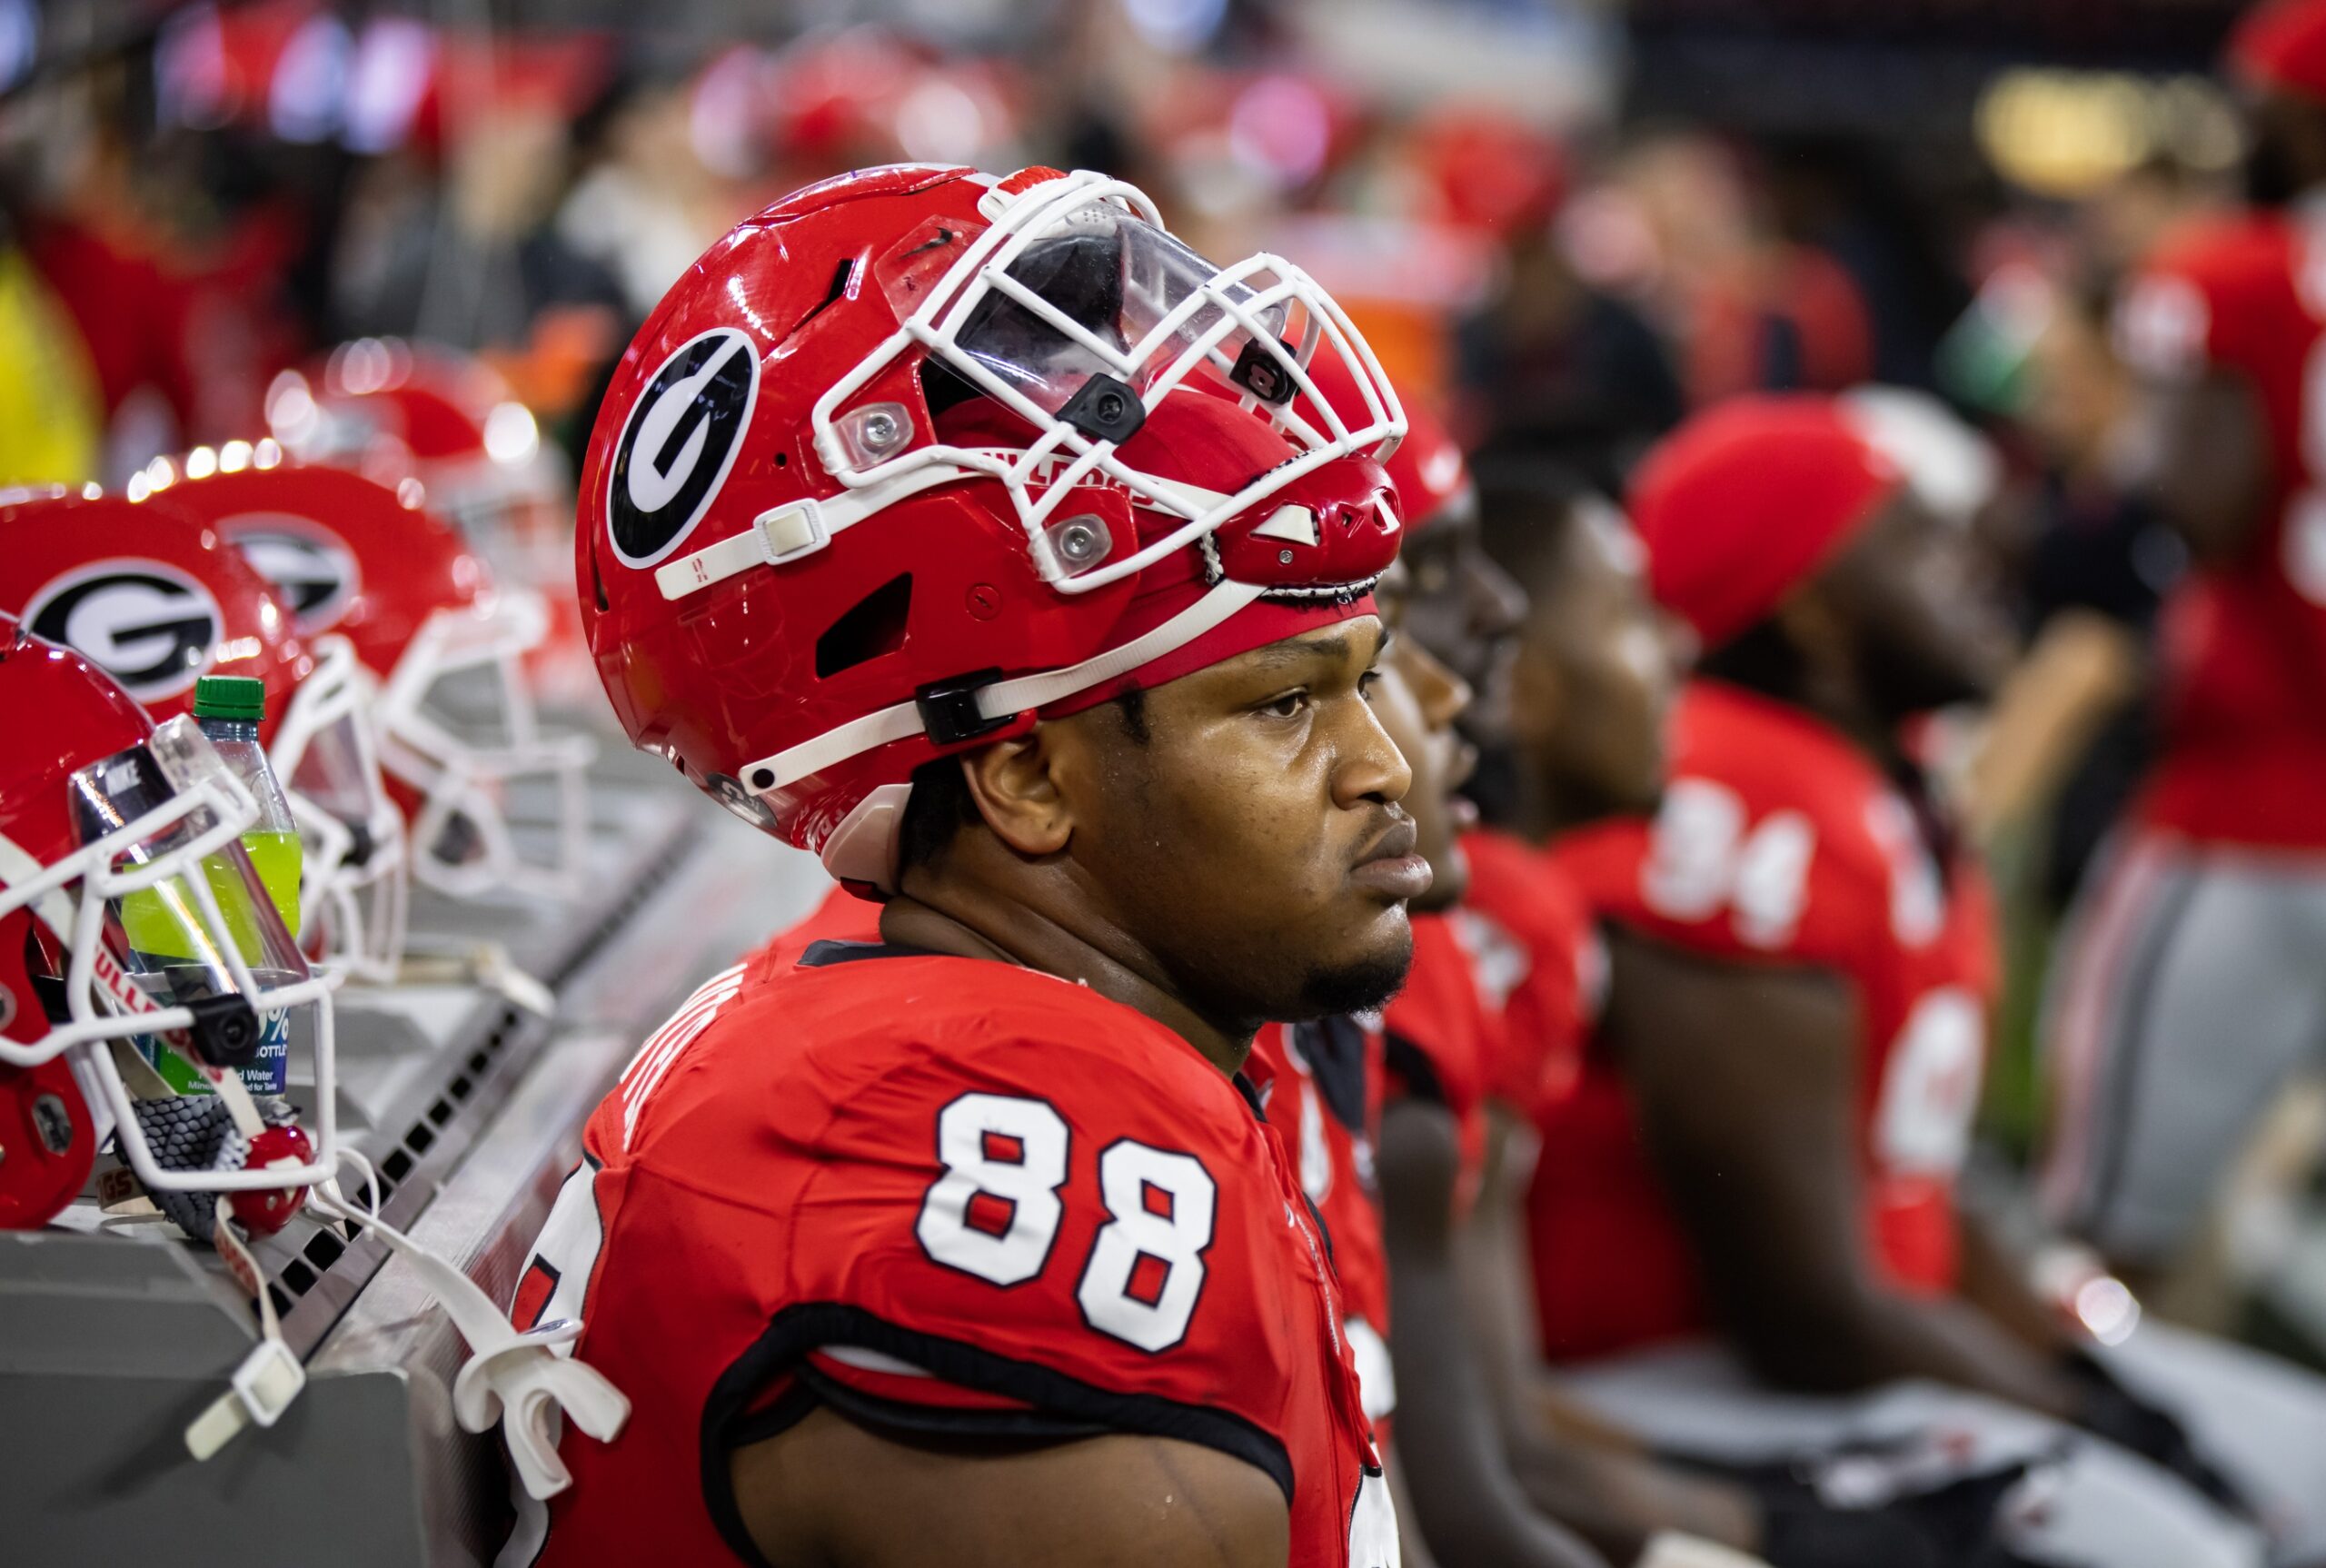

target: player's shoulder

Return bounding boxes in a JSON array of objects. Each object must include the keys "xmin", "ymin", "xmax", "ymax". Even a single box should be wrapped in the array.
[
  {"xmin": 1556, "ymin": 682, "xmax": 1900, "ymax": 961},
  {"xmin": 1462, "ymin": 829, "xmax": 1589, "ymax": 944},
  {"xmin": 599, "ymin": 944, "xmax": 1254, "ymax": 1179},
  {"xmin": 1669, "ymin": 681, "xmax": 1891, "ymax": 852}
]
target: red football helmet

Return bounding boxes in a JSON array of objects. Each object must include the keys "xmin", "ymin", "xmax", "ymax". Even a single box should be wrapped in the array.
[
  {"xmin": 580, "ymin": 164, "xmax": 1407, "ymax": 890},
  {"xmin": 266, "ymin": 341, "xmax": 594, "ymax": 700},
  {"xmin": 266, "ymin": 340, "xmax": 565, "ymax": 546},
  {"xmin": 161, "ymin": 460, "xmax": 592, "ymax": 905},
  {"xmin": 0, "ymin": 484, "xmax": 417, "ymax": 978},
  {"xmin": 0, "ymin": 616, "xmax": 337, "ymax": 1236}
]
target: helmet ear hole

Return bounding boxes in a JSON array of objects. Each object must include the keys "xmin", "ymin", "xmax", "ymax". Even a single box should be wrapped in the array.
[
  {"xmin": 919, "ymin": 356, "xmax": 982, "ymax": 419},
  {"xmin": 815, "ymin": 574, "xmax": 915, "ymax": 679}
]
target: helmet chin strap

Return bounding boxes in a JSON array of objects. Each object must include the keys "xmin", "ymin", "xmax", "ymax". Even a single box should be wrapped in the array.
[{"xmin": 747, "ymin": 577, "xmax": 1267, "ymax": 798}]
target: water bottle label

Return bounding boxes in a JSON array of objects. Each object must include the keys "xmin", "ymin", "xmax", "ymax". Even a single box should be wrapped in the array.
[{"xmin": 133, "ymin": 1009, "xmax": 290, "ymax": 1097}]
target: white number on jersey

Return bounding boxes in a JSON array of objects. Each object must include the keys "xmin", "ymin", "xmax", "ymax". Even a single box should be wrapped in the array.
[
  {"xmin": 917, "ymin": 1094, "xmax": 1070, "ymax": 1286},
  {"xmin": 1078, "ymin": 1141, "xmax": 1218, "ymax": 1352},
  {"xmin": 1642, "ymin": 778, "xmax": 1815, "ymax": 949},
  {"xmin": 511, "ymin": 1156, "xmax": 609, "ymax": 1334},
  {"xmin": 1870, "ymin": 987, "xmax": 1985, "ymax": 1176},
  {"xmin": 915, "ymin": 1093, "xmax": 1219, "ymax": 1352}
]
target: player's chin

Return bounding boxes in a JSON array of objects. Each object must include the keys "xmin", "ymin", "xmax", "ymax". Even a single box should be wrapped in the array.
[{"xmin": 1295, "ymin": 914, "xmax": 1415, "ymax": 1017}]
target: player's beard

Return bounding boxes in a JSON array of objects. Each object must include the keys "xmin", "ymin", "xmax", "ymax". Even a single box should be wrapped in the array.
[{"xmin": 1294, "ymin": 932, "xmax": 1416, "ymax": 1017}]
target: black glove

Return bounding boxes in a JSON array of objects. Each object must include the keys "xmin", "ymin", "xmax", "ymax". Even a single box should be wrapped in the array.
[
  {"xmin": 2059, "ymin": 1347, "xmax": 2253, "ymax": 1520},
  {"xmin": 1720, "ymin": 1441, "xmax": 2043, "ymax": 1568}
]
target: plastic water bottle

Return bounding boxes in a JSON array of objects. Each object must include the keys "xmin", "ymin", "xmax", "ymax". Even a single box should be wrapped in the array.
[{"xmin": 123, "ymin": 676, "xmax": 306, "ymax": 1097}]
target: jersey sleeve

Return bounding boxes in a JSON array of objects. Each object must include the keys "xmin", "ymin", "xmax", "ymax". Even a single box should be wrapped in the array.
[{"xmin": 738, "ymin": 1002, "xmax": 1307, "ymax": 1500}]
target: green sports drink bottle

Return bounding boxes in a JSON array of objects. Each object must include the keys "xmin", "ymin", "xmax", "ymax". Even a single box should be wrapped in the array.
[{"xmin": 122, "ymin": 676, "xmax": 305, "ymax": 1097}]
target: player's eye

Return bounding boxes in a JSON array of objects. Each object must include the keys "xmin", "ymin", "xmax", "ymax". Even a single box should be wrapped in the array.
[
  {"xmin": 1257, "ymin": 690, "xmax": 1309, "ymax": 719},
  {"xmin": 1357, "ymin": 669, "xmax": 1384, "ymax": 702}
]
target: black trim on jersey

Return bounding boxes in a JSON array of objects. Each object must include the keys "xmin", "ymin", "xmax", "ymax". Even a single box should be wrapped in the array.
[
  {"xmin": 723, "ymin": 1377, "xmax": 820, "ymax": 1451},
  {"xmin": 1291, "ymin": 1015, "xmax": 1371, "ymax": 1135},
  {"xmin": 797, "ymin": 938, "xmax": 945, "ymax": 968},
  {"xmin": 797, "ymin": 1358, "xmax": 1115, "ymax": 1443},
  {"xmin": 1381, "ymin": 1027, "xmax": 1449, "ymax": 1107},
  {"xmin": 1230, "ymin": 1069, "xmax": 1266, "ymax": 1121},
  {"xmin": 701, "ymin": 1301, "xmax": 1296, "ymax": 1567}
]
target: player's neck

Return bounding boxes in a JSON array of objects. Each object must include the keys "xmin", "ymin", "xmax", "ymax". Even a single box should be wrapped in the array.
[
  {"xmin": 879, "ymin": 874, "xmax": 1256, "ymax": 1080},
  {"xmin": 1501, "ymin": 769, "xmax": 1585, "ymax": 845},
  {"xmin": 1793, "ymin": 678, "xmax": 1905, "ymax": 773}
]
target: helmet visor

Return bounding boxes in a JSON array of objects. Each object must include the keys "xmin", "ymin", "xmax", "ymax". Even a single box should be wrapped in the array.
[
  {"xmin": 946, "ymin": 204, "xmax": 1294, "ymax": 418},
  {"xmin": 68, "ymin": 719, "xmax": 310, "ymax": 1066}
]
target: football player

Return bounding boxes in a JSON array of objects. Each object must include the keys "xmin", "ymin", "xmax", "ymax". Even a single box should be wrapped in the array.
[
  {"xmin": 504, "ymin": 164, "xmax": 1419, "ymax": 1568},
  {"xmin": 1536, "ymin": 395, "xmax": 2326, "ymax": 1567},
  {"xmin": 2042, "ymin": 0, "xmax": 2326, "ymax": 1302}
]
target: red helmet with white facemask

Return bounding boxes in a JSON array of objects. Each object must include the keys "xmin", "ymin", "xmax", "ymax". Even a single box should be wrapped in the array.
[
  {"xmin": 0, "ymin": 616, "xmax": 337, "ymax": 1238},
  {"xmin": 580, "ymin": 164, "xmax": 1407, "ymax": 890},
  {"xmin": 266, "ymin": 344, "xmax": 593, "ymax": 700},
  {"xmin": 0, "ymin": 485, "xmax": 414, "ymax": 980},
  {"xmin": 162, "ymin": 461, "xmax": 592, "ymax": 907},
  {"xmin": 266, "ymin": 340, "xmax": 564, "ymax": 550}
]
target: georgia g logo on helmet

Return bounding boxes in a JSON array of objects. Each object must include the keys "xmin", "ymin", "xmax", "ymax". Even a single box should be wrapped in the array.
[
  {"xmin": 605, "ymin": 327, "xmax": 760, "ymax": 569},
  {"xmin": 23, "ymin": 561, "xmax": 222, "ymax": 701},
  {"xmin": 221, "ymin": 515, "xmax": 363, "ymax": 634}
]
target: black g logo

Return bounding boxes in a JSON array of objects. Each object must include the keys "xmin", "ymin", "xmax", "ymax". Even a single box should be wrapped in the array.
[
  {"xmin": 24, "ymin": 561, "xmax": 222, "ymax": 701},
  {"xmin": 606, "ymin": 327, "xmax": 760, "ymax": 569},
  {"xmin": 223, "ymin": 516, "xmax": 361, "ymax": 634}
]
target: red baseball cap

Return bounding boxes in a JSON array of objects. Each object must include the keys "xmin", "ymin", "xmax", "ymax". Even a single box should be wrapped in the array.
[
  {"xmin": 1627, "ymin": 395, "xmax": 1900, "ymax": 649},
  {"xmin": 2232, "ymin": 0, "xmax": 2326, "ymax": 102}
]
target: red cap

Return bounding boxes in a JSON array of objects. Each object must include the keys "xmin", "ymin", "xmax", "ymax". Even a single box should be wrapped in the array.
[
  {"xmin": 2232, "ymin": 0, "xmax": 2326, "ymax": 101},
  {"xmin": 1627, "ymin": 395, "xmax": 1899, "ymax": 649}
]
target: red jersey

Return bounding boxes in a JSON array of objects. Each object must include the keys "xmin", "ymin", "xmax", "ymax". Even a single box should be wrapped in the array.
[
  {"xmin": 2117, "ymin": 207, "xmax": 2326, "ymax": 847},
  {"xmin": 1455, "ymin": 830, "xmax": 1604, "ymax": 1121},
  {"xmin": 509, "ymin": 938, "xmax": 1395, "ymax": 1567},
  {"xmin": 1532, "ymin": 681, "xmax": 1996, "ymax": 1362},
  {"xmin": 1247, "ymin": 1016, "xmax": 1393, "ymax": 1424},
  {"xmin": 1378, "ymin": 911, "xmax": 1494, "ymax": 1199}
]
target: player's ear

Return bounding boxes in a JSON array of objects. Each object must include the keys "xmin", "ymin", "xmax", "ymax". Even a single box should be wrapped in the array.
[{"xmin": 959, "ymin": 729, "xmax": 1075, "ymax": 858}]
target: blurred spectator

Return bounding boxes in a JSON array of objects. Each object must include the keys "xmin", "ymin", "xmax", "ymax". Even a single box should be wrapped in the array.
[
  {"xmin": 1970, "ymin": 276, "xmax": 2179, "ymax": 901},
  {"xmin": 1453, "ymin": 158, "xmax": 1683, "ymax": 493}
]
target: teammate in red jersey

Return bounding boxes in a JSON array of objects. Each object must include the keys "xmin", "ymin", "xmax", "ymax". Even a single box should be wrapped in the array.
[
  {"xmin": 1533, "ymin": 395, "xmax": 2326, "ymax": 1568},
  {"xmin": 2042, "ymin": 0, "xmax": 2326, "ymax": 1295},
  {"xmin": 500, "ymin": 164, "xmax": 1422, "ymax": 1568}
]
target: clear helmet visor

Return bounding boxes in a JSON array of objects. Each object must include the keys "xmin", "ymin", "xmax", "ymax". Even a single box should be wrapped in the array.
[
  {"xmin": 287, "ymin": 710, "xmax": 379, "ymax": 828},
  {"xmin": 943, "ymin": 206, "xmax": 1294, "ymax": 419},
  {"xmin": 71, "ymin": 724, "xmax": 310, "ymax": 1003}
]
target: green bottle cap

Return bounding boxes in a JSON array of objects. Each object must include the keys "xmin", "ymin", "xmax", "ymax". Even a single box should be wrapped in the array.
[{"xmin": 193, "ymin": 674, "xmax": 266, "ymax": 724}]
